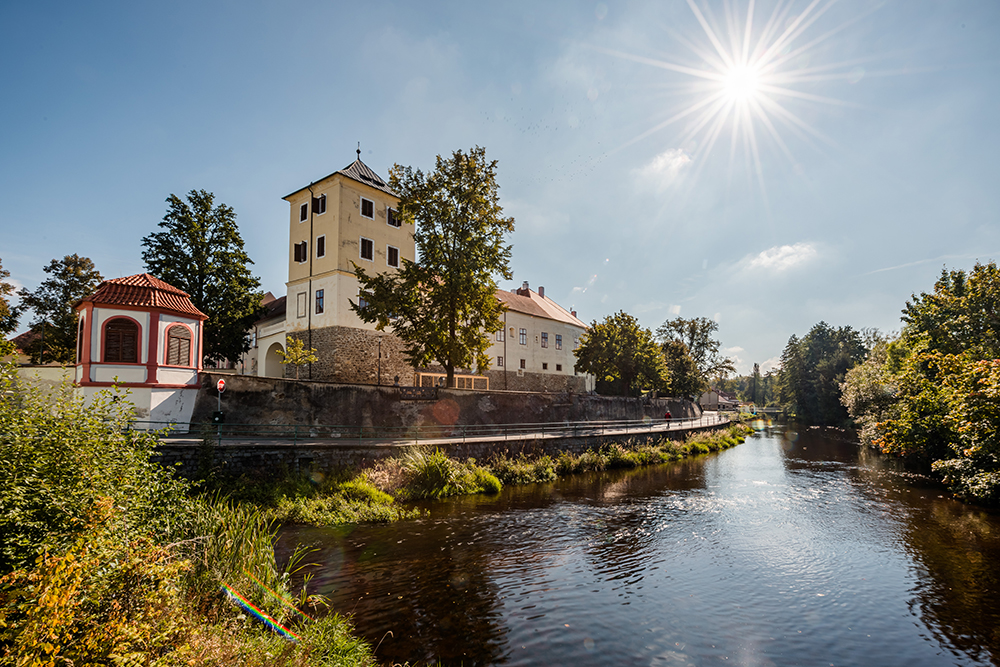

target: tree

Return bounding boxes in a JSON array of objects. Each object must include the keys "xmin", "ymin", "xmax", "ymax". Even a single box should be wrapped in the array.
[
  {"xmin": 352, "ymin": 146, "xmax": 514, "ymax": 388},
  {"xmin": 0, "ymin": 258, "xmax": 18, "ymax": 339},
  {"xmin": 660, "ymin": 339, "xmax": 703, "ymax": 398},
  {"xmin": 656, "ymin": 316, "xmax": 736, "ymax": 387},
  {"xmin": 17, "ymin": 255, "xmax": 103, "ymax": 364},
  {"xmin": 142, "ymin": 190, "xmax": 263, "ymax": 365},
  {"xmin": 277, "ymin": 337, "xmax": 318, "ymax": 380},
  {"xmin": 574, "ymin": 311, "xmax": 667, "ymax": 396}
]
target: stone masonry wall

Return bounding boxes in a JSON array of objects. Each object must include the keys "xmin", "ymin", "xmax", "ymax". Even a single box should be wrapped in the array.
[
  {"xmin": 420, "ymin": 363, "xmax": 588, "ymax": 393},
  {"xmin": 287, "ymin": 326, "xmax": 414, "ymax": 386}
]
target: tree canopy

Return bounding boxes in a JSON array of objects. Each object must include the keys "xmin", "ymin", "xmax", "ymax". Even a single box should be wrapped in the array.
[
  {"xmin": 352, "ymin": 146, "xmax": 514, "ymax": 387},
  {"xmin": 574, "ymin": 311, "xmax": 667, "ymax": 396},
  {"xmin": 17, "ymin": 255, "xmax": 103, "ymax": 364},
  {"xmin": 660, "ymin": 340, "xmax": 703, "ymax": 398},
  {"xmin": 141, "ymin": 190, "xmax": 263, "ymax": 365},
  {"xmin": 0, "ymin": 258, "xmax": 17, "ymax": 340},
  {"xmin": 656, "ymin": 316, "xmax": 735, "ymax": 389}
]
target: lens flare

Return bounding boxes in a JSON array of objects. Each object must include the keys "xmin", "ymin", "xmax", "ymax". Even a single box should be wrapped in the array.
[{"xmin": 221, "ymin": 582, "xmax": 301, "ymax": 642}]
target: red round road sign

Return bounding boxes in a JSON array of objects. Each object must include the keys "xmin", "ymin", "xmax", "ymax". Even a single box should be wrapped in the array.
[{"xmin": 217, "ymin": 379, "xmax": 226, "ymax": 393}]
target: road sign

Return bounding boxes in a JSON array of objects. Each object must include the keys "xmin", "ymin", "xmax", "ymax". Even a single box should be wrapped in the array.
[{"xmin": 217, "ymin": 378, "xmax": 226, "ymax": 393}]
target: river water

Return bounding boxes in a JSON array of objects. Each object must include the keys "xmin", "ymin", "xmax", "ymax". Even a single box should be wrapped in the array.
[{"xmin": 279, "ymin": 425, "xmax": 1000, "ymax": 666}]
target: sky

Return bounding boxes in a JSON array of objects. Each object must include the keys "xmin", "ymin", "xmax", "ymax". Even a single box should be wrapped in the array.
[{"xmin": 2, "ymin": 0, "xmax": 999, "ymax": 374}]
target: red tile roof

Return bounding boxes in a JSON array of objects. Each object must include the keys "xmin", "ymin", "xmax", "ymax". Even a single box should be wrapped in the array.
[{"xmin": 79, "ymin": 274, "xmax": 207, "ymax": 320}]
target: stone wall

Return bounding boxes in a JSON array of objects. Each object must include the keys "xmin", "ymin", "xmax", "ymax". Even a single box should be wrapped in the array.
[
  {"xmin": 420, "ymin": 363, "xmax": 589, "ymax": 393},
  {"xmin": 192, "ymin": 372, "xmax": 699, "ymax": 429},
  {"xmin": 154, "ymin": 421, "xmax": 729, "ymax": 478},
  {"xmin": 287, "ymin": 326, "xmax": 414, "ymax": 385}
]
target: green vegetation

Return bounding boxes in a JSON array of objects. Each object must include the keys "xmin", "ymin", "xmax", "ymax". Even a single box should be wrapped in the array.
[
  {"xmin": 277, "ymin": 337, "xmax": 319, "ymax": 380},
  {"xmin": 15, "ymin": 254, "xmax": 103, "ymax": 364},
  {"xmin": 842, "ymin": 262, "xmax": 1000, "ymax": 504},
  {"xmin": 0, "ymin": 366, "xmax": 375, "ymax": 665},
  {"xmin": 574, "ymin": 311, "xmax": 668, "ymax": 396},
  {"xmin": 487, "ymin": 425, "xmax": 752, "ymax": 485},
  {"xmin": 656, "ymin": 316, "xmax": 736, "ymax": 397},
  {"xmin": 142, "ymin": 189, "xmax": 264, "ymax": 366},
  {"xmin": 0, "ymin": 259, "xmax": 17, "ymax": 340},
  {"xmin": 353, "ymin": 146, "xmax": 515, "ymax": 388}
]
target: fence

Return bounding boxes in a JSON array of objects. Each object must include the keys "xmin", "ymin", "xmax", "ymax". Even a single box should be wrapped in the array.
[{"xmin": 138, "ymin": 413, "xmax": 730, "ymax": 446}]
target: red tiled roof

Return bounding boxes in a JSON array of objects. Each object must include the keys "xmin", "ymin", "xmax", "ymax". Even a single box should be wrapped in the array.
[{"xmin": 79, "ymin": 274, "xmax": 207, "ymax": 320}]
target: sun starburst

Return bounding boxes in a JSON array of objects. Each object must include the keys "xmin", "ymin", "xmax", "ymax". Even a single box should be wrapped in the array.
[{"xmin": 595, "ymin": 0, "xmax": 881, "ymax": 203}]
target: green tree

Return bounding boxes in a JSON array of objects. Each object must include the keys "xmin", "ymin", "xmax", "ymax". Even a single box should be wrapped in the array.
[
  {"xmin": 17, "ymin": 254, "xmax": 103, "ymax": 364},
  {"xmin": 277, "ymin": 336, "xmax": 319, "ymax": 380},
  {"xmin": 0, "ymin": 258, "xmax": 18, "ymax": 339},
  {"xmin": 574, "ymin": 311, "xmax": 667, "ymax": 396},
  {"xmin": 352, "ymin": 146, "xmax": 514, "ymax": 388},
  {"xmin": 660, "ymin": 339, "xmax": 703, "ymax": 398},
  {"xmin": 141, "ymin": 190, "xmax": 263, "ymax": 365},
  {"xmin": 655, "ymin": 316, "xmax": 736, "ymax": 387}
]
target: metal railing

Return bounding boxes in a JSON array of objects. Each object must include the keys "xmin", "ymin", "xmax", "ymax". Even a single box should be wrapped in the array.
[{"xmin": 139, "ymin": 413, "xmax": 730, "ymax": 446}]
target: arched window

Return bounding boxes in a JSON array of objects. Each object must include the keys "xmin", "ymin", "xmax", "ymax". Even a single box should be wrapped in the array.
[
  {"xmin": 77, "ymin": 315, "xmax": 85, "ymax": 363},
  {"xmin": 104, "ymin": 318, "xmax": 138, "ymax": 363},
  {"xmin": 166, "ymin": 325, "xmax": 192, "ymax": 366}
]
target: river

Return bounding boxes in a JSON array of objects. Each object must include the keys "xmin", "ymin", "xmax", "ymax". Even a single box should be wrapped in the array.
[{"xmin": 278, "ymin": 424, "xmax": 1000, "ymax": 666}]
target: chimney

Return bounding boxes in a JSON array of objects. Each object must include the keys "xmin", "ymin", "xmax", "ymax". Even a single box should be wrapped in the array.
[
  {"xmin": 538, "ymin": 286, "xmax": 545, "ymax": 298},
  {"xmin": 571, "ymin": 310, "xmax": 577, "ymax": 317},
  {"xmin": 516, "ymin": 281, "xmax": 530, "ymax": 297}
]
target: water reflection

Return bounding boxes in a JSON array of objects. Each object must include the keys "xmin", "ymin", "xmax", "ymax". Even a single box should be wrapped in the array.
[{"xmin": 279, "ymin": 429, "xmax": 1000, "ymax": 666}]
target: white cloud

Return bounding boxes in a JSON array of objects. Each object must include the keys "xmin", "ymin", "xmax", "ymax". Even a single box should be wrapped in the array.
[
  {"xmin": 635, "ymin": 149, "xmax": 692, "ymax": 191},
  {"xmin": 760, "ymin": 356, "xmax": 781, "ymax": 373},
  {"xmin": 743, "ymin": 242, "xmax": 818, "ymax": 272},
  {"xmin": 669, "ymin": 304, "xmax": 681, "ymax": 315}
]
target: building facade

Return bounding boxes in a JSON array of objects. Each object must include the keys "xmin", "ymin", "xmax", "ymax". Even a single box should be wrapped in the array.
[{"xmin": 74, "ymin": 273, "xmax": 207, "ymax": 423}]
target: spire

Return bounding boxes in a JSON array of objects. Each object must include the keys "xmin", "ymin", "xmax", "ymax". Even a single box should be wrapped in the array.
[{"xmin": 357, "ymin": 141, "xmax": 361, "ymax": 159}]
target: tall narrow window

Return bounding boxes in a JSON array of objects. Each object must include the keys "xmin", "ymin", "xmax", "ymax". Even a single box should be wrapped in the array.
[
  {"xmin": 519, "ymin": 328, "xmax": 527, "ymax": 345},
  {"xmin": 361, "ymin": 197, "xmax": 374, "ymax": 218},
  {"xmin": 360, "ymin": 237, "xmax": 374, "ymax": 261},
  {"xmin": 313, "ymin": 194, "xmax": 326, "ymax": 214},
  {"xmin": 77, "ymin": 315, "xmax": 85, "ymax": 363},
  {"xmin": 541, "ymin": 332, "xmax": 549, "ymax": 348},
  {"xmin": 104, "ymin": 318, "xmax": 138, "ymax": 363},
  {"xmin": 299, "ymin": 202, "xmax": 308, "ymax": 222},
  {"xmin": 166, "ymin": 325, "xmax": 192, "ymax": 366},
  {"xmin": 387, "ymin": 245, "xmax": 399, "ymax": 267},
  {"xmin": 316, "ymin": 235, "xmax": 326, "ymax": 258},
  {"xmin": 294, "ymin": 241, "xmax": 308, "ymax": 263},
  {"xmin": 297, "ymin": 292, "xmax": 306, "ymax": 318},
  {"xmin": 315, "ymin": 289, "xmax": 324, "ymax": 314},
  {"xmin": 555, "ymin": 334, "xmax": 563, "ymax": 350},
  {"xmin": 387, "ymin": 208, "xmax": 400, "ymax": 227},
  {"xmin": 358, "ymin": 291, "xmax": 370, "ymax": 310},
  {"xmin": 519, "ymin": 358, "xmax": 526, "ymax": 369},
  {"xmin": 496, "ymin": 329, "xmax": 504, "ymax": 342}
]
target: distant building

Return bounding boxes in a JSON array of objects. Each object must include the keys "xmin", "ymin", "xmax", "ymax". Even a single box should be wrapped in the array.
[
  {"xmin": 73, "ymin": 273, "xmax": 207, "ymax": 423},
  {"xmin": 699, "ymin": 387, "xmax": 739, "ymax": 411},
  {"xmin": 240, "ymin": 292, "xmax": 286, "ymax": 378}
]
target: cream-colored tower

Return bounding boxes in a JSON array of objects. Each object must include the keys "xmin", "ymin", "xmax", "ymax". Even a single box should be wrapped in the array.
[{"xmin": 282, "ymin": 151, "xmax": 415, "ymax": 384}]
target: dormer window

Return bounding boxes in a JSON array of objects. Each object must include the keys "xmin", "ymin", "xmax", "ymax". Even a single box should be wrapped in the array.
[
  {"xmin": 361, "ymin": 197, "xmax": 374, "ymax": 219},
  {"xmin": 299, "ymin": 202, "xmax": 308, "ymax": 222}
]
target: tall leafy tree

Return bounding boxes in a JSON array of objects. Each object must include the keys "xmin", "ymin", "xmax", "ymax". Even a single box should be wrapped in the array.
[
  {"xmin": 660, "ymin": 339, "xmax": 703, "ymax": 398},
  {"xmin": 0, "ymin": 258, "xmax": 18, "ymax": 340},
  {"xmin": 352, "ymin": 146, "xmax": 514, "ymax": 388},
  {"xmin": 656, "ymin": 316, "xmax": 736, "ymax": 387},
  {"xmin": 142, "ymin": 190, "xmax": 263, "ymax": 365},
  {"xmin": 776, "ymin": 322, "xmax": 865, "ymax": 424},
  {"xmin": 574, "ymin": 311, "xmax": 667, "ymax": 396},
  {"xmin": 17, "ymin": 255, "xmax": 103, "ymax": 364}
]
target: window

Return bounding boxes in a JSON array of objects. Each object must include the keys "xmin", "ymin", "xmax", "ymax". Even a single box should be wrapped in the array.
[
  {"xmin": 299, "ymin": 202, "xmax": 308, "ymax": 222},
  {"xmin": 509, "ymin": 327, "xmax": 515, "ymax": 338},
  {"xmin": 166, "ymin": 325, "xmax": 192, "ymax": 366},
  {"xmin": 361, "ymin": 197, "xmax": 374, "ymax": 219},
  {"xmin": 294, "ymin": 241, "xmax": 307, "ymax": 263},
  {"xmin": 360, "ymin": 237, "xmax": 374, "ymax": 261},
  {"xmin": 104, "ymin": 318, "xmax": 138, "ymax": 363},
  {"xmin": 541, "ymin": 332, "xmax": 549, "ymax": 348},
  {"xmin": 519, "ymin": 358, "xmax": 526, "ymax": 369},
  {"xmin": 315, "ymin": 289, "xmax": 324, "ymax": 314},
  {"xmin": 313, "ymin": 194, "xmax": 326, "ymax": 215},
  {"xmin": 556, "ymin": 364, "xmax": 562, "ymax": 371},
  {"xmin": 358, "ymin": 291, "xmax": 370, "ymax": 310},
  {"xmin": 297, "ymin": 292, "xmax": 306, "ymax": 318},
  {"xmin": 316, "ymin": 235, "xmax": 326, "ymax": 258},
  {"xmin": 387, "ymin": 245, "xmax": 399, "ymax": 268},
  {"xmin": 388, "ymin": 208, "xmax": 400, "ymax": 227},
  {"xmin": 519, "ymin": 328, "xmax": 527, "ymax": 345},
  {"xmin": 542, "ymin": 362, "xmax": 548, "ymax": 370},
  {"xmin": 77, "ymin": 315, "xmax": 85, "ymax": 362},
  {"xmin": 497, "ymin": 356, "xmax": 504, "ymax": 367},
  {"xmin": 496, "ymin": 329, "xmax": 504, "ymax": 342},
  {"xmin": 555, "ymin": 334, "xmax": 562, "ymax": 350}
]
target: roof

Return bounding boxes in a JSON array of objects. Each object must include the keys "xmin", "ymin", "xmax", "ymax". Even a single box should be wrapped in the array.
[
  {"xmin": 78, "ymin": 274, "xmax": 208, "ymax": 320},
  {"xmin": 284, "ymin": 156, "xmax": 397, "ymax": 199},
  {"xmin": 497, "ymin": 288, "xmax": 586, "ymax": 328},
  {"xmin": 11, "ymin": 329, "xmax": 39, "ymax": 352},
  {"xmin": 257, "ymin": 294, "xmax": 286, "ymax": 322}
]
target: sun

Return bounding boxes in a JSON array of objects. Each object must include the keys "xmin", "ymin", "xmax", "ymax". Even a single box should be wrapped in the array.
[{"xmin": 593, "ymin": 0, "xmax": 872, "ymax": 202}]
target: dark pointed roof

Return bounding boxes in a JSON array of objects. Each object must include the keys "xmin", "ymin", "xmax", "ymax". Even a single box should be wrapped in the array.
[
  {"xmin": 77, "ymin": 273, "xmax": 208, "ymax": 320},
  {"xmin": 284, "ymin": 157, "xmax": 397, "ymax": 199}
]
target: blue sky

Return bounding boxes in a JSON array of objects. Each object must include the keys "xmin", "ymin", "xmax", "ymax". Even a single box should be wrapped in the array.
[{"xmin": 2, "ymin": 0, "xmax": 998, "ymax": 373}]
